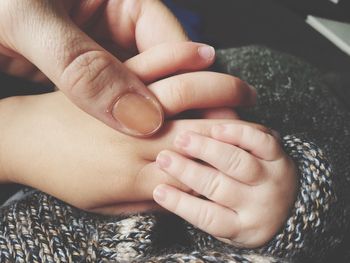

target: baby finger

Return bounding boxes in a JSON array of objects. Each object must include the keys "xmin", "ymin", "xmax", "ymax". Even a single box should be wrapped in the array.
[
  {"xmin": 156, "ymin": 150, "xmax": 247, "ymax": 208},
  {"xmin": 153, "ymin": 184, "xmax": 240, "ymax": 239}
]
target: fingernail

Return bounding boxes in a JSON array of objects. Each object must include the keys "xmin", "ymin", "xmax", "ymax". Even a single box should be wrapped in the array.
[
  {"xmin": 153, "ymin": 186, "xmax": 167, "ymax": 203},
  {"xmin": 156, "ymin": 153, "xmax": 171, "ymax": 169},
  {"xmin": 198, "ymin": 45, "xmax": 215, "ymax": 61},
  {"xmin": 174, "ymin": 132, "xmax": 191, "ymax": 148},
  {"xmin": 112, "ymin": 93, "xmax": 163, "ymax": 136}
]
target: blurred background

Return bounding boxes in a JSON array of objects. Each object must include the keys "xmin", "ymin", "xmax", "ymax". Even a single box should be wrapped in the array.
[{"xmin": 164, "ymin": 0, "xmax": 350, "ymax": 108}]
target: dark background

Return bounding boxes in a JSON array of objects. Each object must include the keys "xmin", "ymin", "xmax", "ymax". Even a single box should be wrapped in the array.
[{"xmin": 168, "ymin": 0, "xmax": 350, "ymax": 104}]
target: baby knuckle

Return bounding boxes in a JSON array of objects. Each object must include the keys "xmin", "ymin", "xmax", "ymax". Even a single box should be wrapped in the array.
[
  {"xmin": 200, "ymin": 138, "xmax": 213, "ymax": 158},
  {"xmin": 247, "ymin": 162, "xmax": 264, "ymax": 185},
  {"xmin": 172, "ymin": 198, "xmax": 182, "ymax": 214},
  {"xmin": 201, "ymin": 172, "xmax": 221, "ymax": 199},
  {"xmin": 185, "ymin": 122, "xmax": 212, "ymax": 139},
  {"xmin": 180, "ymin": 161, "xmax": 194, "ymax": 180},
  {"xmin": 232, "ymin": 124, "xmax": 246, "ymax": 141},
  {"xmin": 198, "ymin": 205, "xmax": 215, "ymax": 230},
  {"xmin": 225, "ymin": 150, "xmax": 242, "ymax": 175}
]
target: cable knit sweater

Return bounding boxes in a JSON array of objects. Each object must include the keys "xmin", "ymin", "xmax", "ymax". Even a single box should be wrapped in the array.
[{"xmin": 1, "ymin": 46, "xmax": 349, "ymax": 262}]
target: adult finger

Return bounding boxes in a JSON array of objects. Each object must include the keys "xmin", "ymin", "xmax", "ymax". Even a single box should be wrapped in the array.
[
  {"xmin": 86, "ymin": 0, "xmax": 188, "ymax": 54},
  {"xmin": 125, "ymin": 42, "xmax": 215, "ymax": 83},
  {"xmin": 153, "ymin": 184, "xmax": 240, "ymax": 239},
  {"xmin": 133, "ymin": 0, "xmax": 189, "ymax": 51},
  {"xmin": 6, "ymin": 0, "xmax": 164, "ymax": 137},
  {"xmin": 149, "ymin": 72, "xmax": 256, "ymax": 117}
]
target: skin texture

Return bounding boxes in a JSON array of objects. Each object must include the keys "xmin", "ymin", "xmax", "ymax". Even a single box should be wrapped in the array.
[
  {"xmin": 0, "ymin": 90, "xmax": 296, "ymax": 248},
  {"xmin": 0, "ymin": 0, "xmax": 254, "ymax": 136},
  {"xmin": 0, "ymin": 42, "xmax": 250, "ymax": 209},
  {"xmin": 0, "ymin": 94, "xmax": 253, "ymax": 211},
  {"xmin": 153, "ymin": 126, "xmax": 297, "ymax": 247},
  {"xmin": 0, "ymin": 42, "xmax": 292, "ymax": 248},
  {"xmin": 0, "ymin": 0, "xmax": 183, "ymax": 136}
]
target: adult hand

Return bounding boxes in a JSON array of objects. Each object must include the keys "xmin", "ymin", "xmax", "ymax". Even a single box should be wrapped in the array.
[{"xmin": 0, "ymin": 0, "xmax": 220, "ymax": 136}]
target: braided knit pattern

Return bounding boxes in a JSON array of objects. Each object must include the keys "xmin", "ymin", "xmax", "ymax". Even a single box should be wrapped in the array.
[
  {"xmin": 0, "ymin": 192, "xmax": 160, "ymax": 262},
  {"xmin": 263, "ymin": 136, "xmax": 335, "ymax": 258},
  {"xmin": 143, "ymin": 251, "xmax": 281, "ymax": 263},
  {"xmin": 0, "ymin": 191, "xmax": 286, "ymax": 263}
]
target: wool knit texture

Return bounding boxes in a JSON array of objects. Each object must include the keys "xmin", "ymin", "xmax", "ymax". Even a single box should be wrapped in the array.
[{"xmin": 1, "ymin": 46, "xmax": 349, "ymax": 262}]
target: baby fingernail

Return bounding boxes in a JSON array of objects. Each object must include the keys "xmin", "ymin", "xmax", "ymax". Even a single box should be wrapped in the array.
[
  {"xmin": 112, "ymin": 93, "xmax": 163, "ymax": 136},
  {"xmin": 198, "ymin": 45, "xmax": 215, "ymax": 61},
  {"xmin": 156, "ymin": 153, "xmax": 171, "ymax": 169},
  {"xmin": 153, "ymin": 186, "xmax": 167, "ymax": 203},
  {"xmin": 174, "ymin": 132, "xmax": 191, "ymax": 148}
]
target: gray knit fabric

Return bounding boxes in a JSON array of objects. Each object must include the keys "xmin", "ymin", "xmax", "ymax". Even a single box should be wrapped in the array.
[{"xmin": 1, "ymin": 46, "xmax": 349, "ymax": 262}]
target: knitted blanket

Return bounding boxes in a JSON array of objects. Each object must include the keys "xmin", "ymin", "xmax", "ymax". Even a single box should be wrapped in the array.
[{"xmin": 1, "ymin": 46, "xmax": 349, "ymax": 262}]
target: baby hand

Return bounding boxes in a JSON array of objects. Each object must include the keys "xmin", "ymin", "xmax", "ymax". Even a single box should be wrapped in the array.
[{"xmin": 153, "ymin": 122, "xmax": 297, "ymax": 248}]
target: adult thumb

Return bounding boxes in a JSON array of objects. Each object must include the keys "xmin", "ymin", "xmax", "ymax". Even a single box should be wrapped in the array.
[{"xmin": 10, "ymin": 1, "xmax": 163, "ymax": 137}]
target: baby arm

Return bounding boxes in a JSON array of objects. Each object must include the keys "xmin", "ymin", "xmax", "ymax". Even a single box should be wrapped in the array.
[
  {"xmin": 153, "ymin": 121, "xmax": 298, "ymax": 248},
  {"xmin": 0, "ymin": 93, "xmax": 256, "ymax": 214}
]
